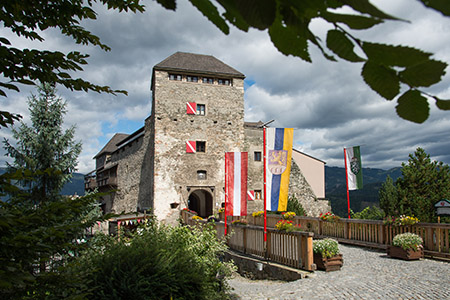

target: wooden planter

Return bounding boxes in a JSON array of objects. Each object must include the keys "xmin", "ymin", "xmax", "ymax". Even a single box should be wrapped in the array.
[
  {"xmin": 313, "ymin": 253, "xmax": 343, "ymax": 272},
  {"xmin": 387, "ymin": 246, "xmax": 423, "ymax": 260}
]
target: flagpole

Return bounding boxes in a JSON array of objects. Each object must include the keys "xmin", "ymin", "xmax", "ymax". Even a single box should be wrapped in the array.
[
  {"xmin": 224, "ymin": 153, "xmax": 228, "ymax": 236},
  {"xmin": 263, "ymin": 127, "xmax": 267, "ymax": 243},
  {"xmin": 344, "ymin": 147, "xmax": 351, "ymax": 219}
]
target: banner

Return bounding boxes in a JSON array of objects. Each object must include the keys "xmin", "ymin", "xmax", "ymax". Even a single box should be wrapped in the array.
[
  {"xmin": 345, "ymin": 146, "xmax": 363, "ymax": 190},
  {"xmin": 225, "ymin": 152, "xmax": 248, "ymax": 216},
  {"xmin": 264, "ymin": 128, "xmax": 293, "ymax": 211}
]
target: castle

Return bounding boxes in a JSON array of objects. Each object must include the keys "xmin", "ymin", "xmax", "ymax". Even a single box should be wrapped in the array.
[{"xmin": 85, "ymin": 52, "xmax": 330, "ymax": 225}]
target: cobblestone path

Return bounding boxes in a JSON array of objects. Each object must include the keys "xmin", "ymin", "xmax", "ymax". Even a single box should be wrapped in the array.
[{"xmin": 227, "ymin": 244, "xmax": 450, "ymax": 300}]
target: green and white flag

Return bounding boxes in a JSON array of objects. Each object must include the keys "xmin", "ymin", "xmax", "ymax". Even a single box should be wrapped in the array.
[{"xmin": 345, "ymin": 146, "xmax": 363, "ymax": 190}]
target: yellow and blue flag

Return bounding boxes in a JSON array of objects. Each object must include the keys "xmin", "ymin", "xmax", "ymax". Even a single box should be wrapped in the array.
[{"xmin": 264, "ymin": 128, "xmax": 293, "ymax": 211}]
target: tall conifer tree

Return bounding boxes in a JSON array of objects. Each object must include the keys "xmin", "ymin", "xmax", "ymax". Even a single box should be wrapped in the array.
[
  {"xmin": 396, "ymin": 148, "xmax": 450, "ymax": 222},
  {"xmin": 3, "ymin": 83, "xmax": 82, "ymax": 201}
]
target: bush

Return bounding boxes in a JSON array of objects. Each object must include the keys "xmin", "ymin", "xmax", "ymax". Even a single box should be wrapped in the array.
[
  {"xmin": 287, "ymin": 195, "xmax": 307, "ymax": 216},
  {"xmin": 73, "ymin": 222, "xmax": 235, "ymax": 300},
  {"xmin": 313, "ymin": 239, "xmax": 340, "ymax": 258},
  {"xmin": 392, "ymin": 233, "xmax": 423, "ymax": 251},
  {"xmin": 352, "ymin": 206, "xmax": 385, "ymax": 220}
]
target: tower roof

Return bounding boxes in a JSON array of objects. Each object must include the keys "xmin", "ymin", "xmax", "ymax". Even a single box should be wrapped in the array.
[
  {"xmin": 154, "ymin": 52, "xmax": 245, "ymax": 78},
  {"xmin": 93, "ymin": 133, "xmax": 129, "ymax": 159}
]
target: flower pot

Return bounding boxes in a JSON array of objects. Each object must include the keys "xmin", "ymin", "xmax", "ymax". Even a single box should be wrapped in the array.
[
  {"xmin": 387, "ymin": 245, "xmax": 423, "ymax": 260},
  {"xmin": 313, "ymin": 253, "xmax": 343, "ymax": 272},
  {"xmin": 218, "ymin": 212, "xmax": 224, "ymax": 220}
]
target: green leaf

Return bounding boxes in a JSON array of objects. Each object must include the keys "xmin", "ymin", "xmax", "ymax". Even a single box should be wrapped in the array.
[
  {"xmin": 155, "ymin": 0, "xmax": 176, "ymax": 10},
  {"xmin": 322, "ymin": 12, "xmax": 384, "ymax": 29},
  {"xmin": 340, "ymin": 0, "xmax": 400, "ymax": 20},
  {"xmin": 189, "ymin": 0, "xmax": 229, "ymax": 34},
  {"xmin": 434, "ymin": 97, "xmax": 450, "ymax": 110},
  {"xmin": 217, "ymin": 0, "xmax": 250, "ymax": 31},
  {"xmin": 326, "ymin": 30, "xmax": 365, "ymax": 62},
  {"xmin": 396, "ymin": 90, "xmax": 429, "ymax": 123},
  {"xmin": 400, "ymin": 59, "xmax": 447, "ymax": 87},
  {"xmin": 234, "ymin": 0, "xmax": 276, "ymax": 30},
  {"xmin": 418, "ymin": 0, "xmax": 450, "ymax": 16},
  {"xmin": 362, "ymin": 42, "xmax": 432, "ymax": 67},
  {"xmin": 0, "ymin": 37, "xmax": 11, "ymax": 45},
  {"xmin": 361, "ymin": 61, "xmax": 400, "ymax": 100},
  {"xmin": 268, "ymin": 14, "xmax": 311, "ymax": 62}
]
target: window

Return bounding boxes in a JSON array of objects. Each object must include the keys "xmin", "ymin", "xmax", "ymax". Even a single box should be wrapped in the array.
[
  {"xmin": 187, "ymin": 75, "xmax": 198, "ymax": 82},
  {"xmin": 202, "ymin": 77, "xmax": 214, "ymax": 84},
  {"xmin": 197, "ymin": 170, "xmax": 207, "ymax": 180},
  {"xmin": 186, "ymin": 141, "xmax": 206, "ymax": 153},
  {"xmin": 218, "ymin": 78, "xmax": 230, "ymax": 85},
  {"xmin": 196, "ymin": 104, "xmax": 206, "ymax": 115},
  {"xmin": 255, "ymin": 190, "xmax": 262, "ymax": 200},
  {"xmin": 196, "ymin": 141, "xmax": 206, "ymax": 152},
  {"xmin": 254, "ymin": 151, "xmax": 262, "ymax": 161},
  {"xmin": 169, "ymin": 74, "xmax": 182, "ymax": 81}
]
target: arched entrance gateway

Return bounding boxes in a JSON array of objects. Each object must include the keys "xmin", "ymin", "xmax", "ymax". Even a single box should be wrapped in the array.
[{"xmin": 188, "ymin": 189, "xmax": 213, "ymax": 218}]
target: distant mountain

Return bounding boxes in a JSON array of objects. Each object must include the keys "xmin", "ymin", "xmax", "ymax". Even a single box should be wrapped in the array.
[
  {"xmin": 0, "ymin": 167, "xmax": 85, "ymax": 196},
  {"xmin": 325, "ymin": 166, "xmax": 403, "ymax": 217}
]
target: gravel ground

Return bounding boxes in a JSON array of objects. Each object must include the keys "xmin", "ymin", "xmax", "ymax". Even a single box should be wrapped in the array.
[{"xmin": 227, "ymin": 244, "xmax": 450, "ymax": 300}]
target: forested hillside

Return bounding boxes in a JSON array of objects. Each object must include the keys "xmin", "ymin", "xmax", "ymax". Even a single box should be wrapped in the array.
[
  {"xmin": 325, "ymin": 166, "xmax": 402, "ymax": 217},
  {"xmin": 0, "ymin": 168, "xmax": 85, "ymax": 196}
]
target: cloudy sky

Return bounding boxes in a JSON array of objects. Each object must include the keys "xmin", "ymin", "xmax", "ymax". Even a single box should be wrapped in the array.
[{"xmin": 2, "ymin": 0, "xmax": 450, "ymax": 174}]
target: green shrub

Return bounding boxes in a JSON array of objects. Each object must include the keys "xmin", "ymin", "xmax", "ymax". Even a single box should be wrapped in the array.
[
  {"xmin": 352, "ymin": 206, "xmax": 385, "ymax": 220},
  {"xmin": 313, "ymin": 239, "xmax": 340, "ymax": 258},
  {"xmin": 74, "ymin": 222, "xmax": 235, "ymax": 300},
  {"xmin": 286, "ymin": 195, "xmax": 307, "ymax": 216}
]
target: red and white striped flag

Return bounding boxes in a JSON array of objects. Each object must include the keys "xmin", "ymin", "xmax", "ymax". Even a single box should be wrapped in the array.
[{"xmin": 225, "ymin": 152, "xmax": 248, "ymax": 216}]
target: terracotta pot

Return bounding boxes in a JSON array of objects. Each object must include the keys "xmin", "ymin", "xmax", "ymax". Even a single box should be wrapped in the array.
[
  {"xmin": 313, "ymin": 253, "xmax": 343, "ymax": 272},
  {"xmin": 387, "ymin": 245, "xmax": 423, "ymax": 260}
]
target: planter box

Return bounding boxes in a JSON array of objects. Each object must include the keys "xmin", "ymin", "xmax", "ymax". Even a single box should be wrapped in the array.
[
  {"xmin": 387, "ymin": 246, "xmax": 423, "ymax": 260},
  {"xmin": 313, "ymin": 253, "xmax": 343, "ymax": 272}
]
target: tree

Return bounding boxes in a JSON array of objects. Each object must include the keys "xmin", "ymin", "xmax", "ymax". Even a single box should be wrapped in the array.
[
  {"xmin": 3, "ymin": 83, "xmax": 82, "ymax": 202},
  {"xmin": 157, "ymin": 0, "xmax": 450, "ymax": 123},
  {"xmin": 396, "ymin": 147, "xmax": 450, "ymax": 222},
  {"xmin": 0, "ymin": 0, "xmax": 145, "ymax": 127},
  {"xmin": 2, "ymin": 1, "xmax": 450, "ymax": 126},
  {"xmin": 379, "ymin": 175, "xmax": 398, "ymax": 217}
]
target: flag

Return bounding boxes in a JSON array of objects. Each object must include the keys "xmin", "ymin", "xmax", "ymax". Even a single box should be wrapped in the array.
[
  {"xmin": 345, "ymin": 146, "xmax": 363, "ymax": 190},
  {"xmin": 225, "ymin": 152, "xmax": 248, "ymax": 216},
  {"xmin": 264, "ymin": 128, "xmax": 294, "ymax": 211}
]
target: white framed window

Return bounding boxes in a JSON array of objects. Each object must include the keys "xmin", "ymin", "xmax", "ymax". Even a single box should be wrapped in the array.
[
  {"xmin": 196, "ymin": 141, "xmax": 206, "ymax": 152},
  {"xmin": 169, "ymin": 74, "xmax": 182, "ymax": 81},
  {"xmin": 197, "ymin": 170, "xmax": 207, "ymax": 180},
  {"xmin": 187, "ymin": 75, "xmax": 198, "ymax": 82},
  {"xmin": 218, "ymin": 78, "xmax": 230, "ymax": 85},
  {"xmin": 202, "ymin": 77, "xmax": 214, "ymax": 84},
  {"xmin": 196, "ymin": 104, "xmax": 206, "ymax": 115}
]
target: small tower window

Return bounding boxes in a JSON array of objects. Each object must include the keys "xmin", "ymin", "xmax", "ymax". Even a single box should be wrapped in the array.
[
  {"xmin": 196, "ymin": 104, "xmax": 206, "ymax": 115},
  {"xmin": 197, "ymin": 170, "xmax": 207, "ymax": 180},
  {"xmin": 187, "ymin": 76, "xmax": 198, "ymax": 82},
  {"xmin": 218, "ymin": 78, "xmax": 230, "ymax": 85},
  {"xmin": 202, "ymin": 77, "xmax": 214, "ymax": 84},
  {"xmin": 254, "ymin": 151, "xmax": 262, "ymax": 162},
  {"xmin": 196, "ymin": 141, "xmax": 206, "ymax": 153},
  {"xmin": 169, "ymin": 74, "xmax": 182, "ymax": 81}
]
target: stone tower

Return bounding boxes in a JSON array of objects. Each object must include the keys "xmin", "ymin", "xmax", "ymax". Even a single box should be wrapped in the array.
[{"xmin": 150, "ymin": 52, "xmax": 246, "ymax": 222}]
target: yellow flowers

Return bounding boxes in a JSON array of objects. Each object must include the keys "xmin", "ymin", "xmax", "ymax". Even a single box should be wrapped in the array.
[{"xmin": 252, "ymin": 211, "xmax": 264, "ymax": 217}]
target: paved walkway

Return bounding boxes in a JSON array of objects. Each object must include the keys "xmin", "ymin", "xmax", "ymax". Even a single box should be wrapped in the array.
[{"xmin": 227, "ymin": 244, "xmax": 450, "ymax": 300}]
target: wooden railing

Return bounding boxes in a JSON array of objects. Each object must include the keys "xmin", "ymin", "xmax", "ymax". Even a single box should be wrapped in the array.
[
  {"xmin": 245, "ymin": 214, "xmax": 450, "ymax": 259},
  {"xmin": 181, "ymin": 211, "xmax": 315, "ymax": 271}
]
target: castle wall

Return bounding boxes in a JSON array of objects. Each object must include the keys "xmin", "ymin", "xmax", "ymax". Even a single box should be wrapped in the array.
[{"xmin": 151, "ymin": 70, "xmax": 245, "ymax": 222}]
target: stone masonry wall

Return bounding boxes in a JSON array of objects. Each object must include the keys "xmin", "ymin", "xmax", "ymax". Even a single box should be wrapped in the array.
[
  {"xmin": 152, "ymin": 70, "xmax": 245, "ymax": 223},
  {"xmin": 112, "ymin": 117, "xmax": 153, "ymax": 214}
]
